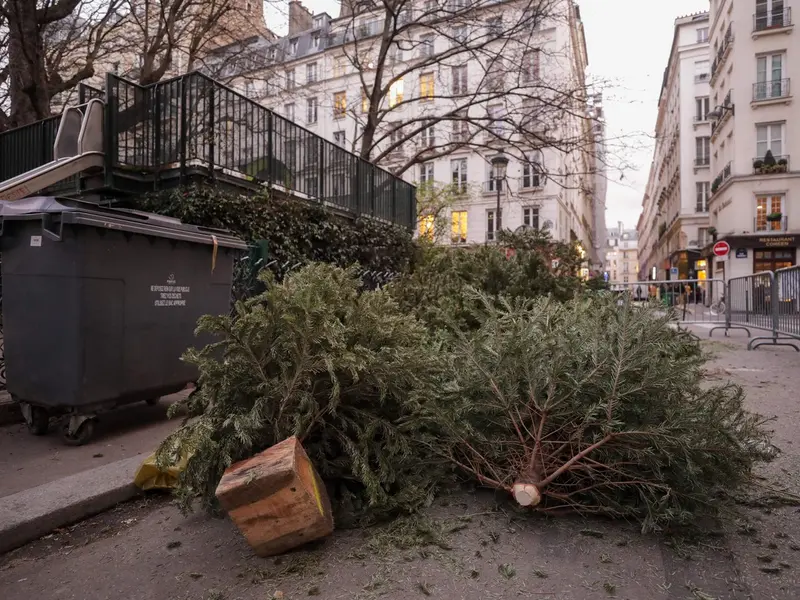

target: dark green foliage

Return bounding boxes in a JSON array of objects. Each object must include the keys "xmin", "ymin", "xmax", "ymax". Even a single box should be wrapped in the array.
[
  {"xmin": 435, "ymin": 293, "xmax": 774, "ymax": 531},
  {"xmin": 139, "ymin": 185, "xmax": 415, "ymax": 279},
  {"xmin": 156, "ymin": 264, "xmax": 445, "ymax": 526},
  {"xmin": 389, "ymin": 229, "xmax": 583, "ymax": 331}
]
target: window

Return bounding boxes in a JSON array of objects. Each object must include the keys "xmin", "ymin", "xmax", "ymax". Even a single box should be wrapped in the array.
[
  {"xmin": 756, "ymin": 123, "xmax": 784, "ymax": 157},
  {"xmin": 451, "ymin": 158, "xmax": 468, "ymax": 192},
  {"xmin": 487, "ymin": 163, "xmax": 504, "ymax": 192},
  {"xmin": 694, "ymin": 60, "xmax": 709, "ymax": 82},
  {"xmin": 696, "ymin": 182, "xmax": 710, "ymax": 212},
  {"xmin": 306, "ymin": 62, "xmax": 318, "ymax": 83},
  {"xmin": 452, "ymin": 65, "xmax": 468, "ymax": 94},
  {"xmin": 419, "ymin": 162, "xmax": 434, "ymax": 183},
  {"xmin": 523, "ymin": 154, "xmax": 543, "ymax": 188},
  {"xmin": 754, "ymin": 249, "xmax": 794, "ymax": 272},
  {"xmin": 286, "ymin": 69, "xmax": 295, "ymax": 90},
  {"xmin": 424, "ymin": 0, "xmax": 437, "ymax": 13},
  {"xmin": 698, "ymin": 227, "xmax": 708, "ymax": 246},
  {"xmin": 388, "ymin": 78, "xmax": 404, "ymax": 107},
  {"xmin": 451, "ymin": 119, "xmax": 469, "ymax": 143},
  {"xmin": 420, "ymin": 34, "xmax": 435, "ymax": 57},
  {"xmin": 418, "ymin": 215, "xmax": 435, "ymax": 240},
  {"xmin": 755, "ymin": 53, "xmax": 786, "ymax": 99},
  {"xmin": 755, "ymin": 0, "xmax": 788, "ymax": 30},
  {"xmin": 756, "ymin": 194, "xmax": 785, "ymax": 231},
  {"xmin": 332, "ymin": 92, "xmax": 347, "ymax": 119},
  {"xmin": 389, "ymin": 122, "xmax": 404, "ymax": 147},
  {"xmin": 362, "ymin": 90, "xmax": 370, "ymax": 113},
  {"xmin": 420, "ymin": 121, "xmax": 435, "ymax": 147},
  {"xmin": 697, "ymin": 27, "xmax": 709, "ymax": 43},
  {"xmin": 523, "ymin": 207, "xmax": 539, "ymax": 229},
  {"xmin": 306, "ymin": 97, "xmax": 318, "ymax": 124},
  {"xmin": 695, "ymin": 136, "xmax": 710, "ymax": 165},
  {"xmin": 420, "ymin": 72, "xmax": 435, "ymax": 100},
  {"xmin": 333, "ymin": 130, "xmax": 346, "ymax": 147},
  {"xmin": 284, "ymin": 103, "xmax": 295, "ymax": 121},
  {"xmin": 696, "ymin": 97, "xmax": 710, "ymax": 120},
  {"xmin": 486, "ymin": 209, "xmax": 502, "ymax": 241},
  {"xmin": 452, "ymin": 210, "xmax": 468, "ymax": 243},
  {"xmin": 488, "ymin": 105, "xmax": 504, "ymax": 136},
  {"xmin": 522, "ymin": 49, "xmax": 541, "ymax": 83},
  {"xmin": 487, "ymin": 61, "xmax": 504, "ymax": 91},
  {"xmin": 452, "ymin": 25, "xmax": 468, "ymax": 45},
  {"xmin": 289, "ymin": 39, "xmax": 298, "ymax": 55},
  {"xmin": 486, "ymin": 17, "xmax": 502, "ymax": 36},
  {"xmin": 312, "ymin": 33, "xmax": 320, "ymax": 49},
  {"xmin": 388, "ymin": 44, "xmax": 404, "ymax": 64},
  {"xmin": 333, "ymin": 56, "xmax": 347, "ymax": 77}
]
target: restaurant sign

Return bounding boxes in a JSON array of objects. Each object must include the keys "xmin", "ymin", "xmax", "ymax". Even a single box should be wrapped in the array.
[{"xmin": 724, "ymin": 235, "xmax": 797, "ymax": 249}]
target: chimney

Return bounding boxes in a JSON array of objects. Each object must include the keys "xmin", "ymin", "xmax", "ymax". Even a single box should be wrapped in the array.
[
  {"xmin": 289, "ymin": 1, "xmax": 313, "ymax": 36},
  {"xmin": 618, "ymin": 221, "xmax": 623, "ymax": 236}
]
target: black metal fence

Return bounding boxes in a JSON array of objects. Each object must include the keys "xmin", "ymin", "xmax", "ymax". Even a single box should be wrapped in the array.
[
  {"xmin": 0, "ymin": 73, "xmax": 416, "ymax": 230},
  {"xmin": 104, "ymin": 71, "xmax": 416, "ymax": 229}
]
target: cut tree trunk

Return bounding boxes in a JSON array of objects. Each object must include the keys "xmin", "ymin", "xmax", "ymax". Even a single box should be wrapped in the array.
[{"xmin": 215, "ymin": 436, "xmax": 334, "ymax": 557}]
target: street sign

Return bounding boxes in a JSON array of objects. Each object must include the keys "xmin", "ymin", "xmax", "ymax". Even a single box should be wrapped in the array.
[
  {"xmin": 670, "ymin": 267, "xmax": 679, "ymax": 276},
  {"xmin": 713, "ymin": 241, "xmax": 730, "ymax": 257},
  {"xmin": 735, "ymin": 248, "xmax": 748, "ymax": 259}
]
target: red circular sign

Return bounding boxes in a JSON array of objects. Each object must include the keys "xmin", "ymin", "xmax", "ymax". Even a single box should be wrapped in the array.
[{"xmin": 713, "ymin": 241, "xmax": 730, "ymax": 257}]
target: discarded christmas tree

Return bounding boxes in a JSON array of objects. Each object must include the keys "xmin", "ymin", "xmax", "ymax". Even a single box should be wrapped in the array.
[
  {"xmin": 434, "ymin": 293, "xmax": 775, "ymax": 531},
  {"xmin": 156, "ymin": 264, "xmax": 445, "ymax": 525}
]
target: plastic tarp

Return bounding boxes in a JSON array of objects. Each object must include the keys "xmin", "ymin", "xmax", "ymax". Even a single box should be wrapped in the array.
[{"xmin": 133, "ymin": 452, "xmax": 189, "ymax": 491}]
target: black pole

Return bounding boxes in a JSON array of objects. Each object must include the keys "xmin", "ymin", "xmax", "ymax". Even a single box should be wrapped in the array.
[{"xmin": 496, "ymin": 181, "xmax": 501, "ymax": 243}]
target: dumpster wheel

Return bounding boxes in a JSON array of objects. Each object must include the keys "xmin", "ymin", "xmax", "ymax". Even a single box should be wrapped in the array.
[{"xmin": 62, "ymin": 417, "xmax": 95, "ymax": 446}]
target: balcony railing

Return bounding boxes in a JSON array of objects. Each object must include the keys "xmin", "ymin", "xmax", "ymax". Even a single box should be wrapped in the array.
[
  {"xmin": 694, "ymin": 156, "xmax": 710, "ymax": 167},
  {"xmin": 753, "ymin": 78, "xmax": 791, "ymax": 101},
  {"xmin": 754, "ymin": 8, "xmax": 792, "ymax": 32},
  {"xmin": 753, "ymin": 155, "xmax": 790, "ymax": 174},
  {"xmin": 695, "ymin": 72, "xmax": 710, "ymax": 83},
  {"xmin": 711, "ymin": 24, "xmax": 734, "ymax": 78},
  {"xmin": 694, "ymin": 114, "xmax": 709, "ymax": 122},
  {"xmin": 755, "ymin": 215, "xmax": 789, "ymax": 232}
]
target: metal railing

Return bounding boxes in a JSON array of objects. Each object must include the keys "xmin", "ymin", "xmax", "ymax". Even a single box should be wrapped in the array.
[
  {"xmin": 0, "ymin": 72, "xmax": 416, "ymax": 230},
  {"xmin": 753, "ymin": 78, "xmax": 791, "ymax": 101},
  {"xmin": 710, "ymin": 268, "xmax": 800, "ymax": 350},
  {"xmin": 754, "ymin": 8, "xmax": 792, "ymax": 32},
  {"xmin": 754, "ymin": 215, "xmax": 789, "ymax": 232},
  {"xmin": 611, "ymin": 279, "xmax": 726, "ymax": 326}
]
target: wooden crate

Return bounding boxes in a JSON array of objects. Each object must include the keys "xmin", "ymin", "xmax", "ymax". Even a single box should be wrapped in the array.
[{"xmin": 215, "ymin": 436, "xmax": 334, "ymax": 556}]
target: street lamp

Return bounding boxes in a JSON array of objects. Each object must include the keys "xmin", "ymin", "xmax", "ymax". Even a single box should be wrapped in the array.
[
  {"xmin": 707, "ymin": 104, "xmax": 735, "ymax": 119},
  {"xmin": 490, "ymin": 152, "xmax": 509, "ymax": 243}
]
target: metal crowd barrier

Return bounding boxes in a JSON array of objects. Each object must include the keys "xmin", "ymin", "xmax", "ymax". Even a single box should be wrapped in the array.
[
  {"xmin": 609, "ymin": 278, "xmax": 726, "ymax": 326},
  {"xmin": 710, "ymin": 267, "xmax": 800, "ymax": 351}
]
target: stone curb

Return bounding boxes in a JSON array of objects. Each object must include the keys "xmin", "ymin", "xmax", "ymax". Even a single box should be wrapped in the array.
[{"xmin": 0, "ymin": 453, "xmax": 148, "ymax": 554}]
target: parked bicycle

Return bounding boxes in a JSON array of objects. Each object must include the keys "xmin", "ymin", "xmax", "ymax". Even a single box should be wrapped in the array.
[{"xmin": 709, "ymin": 294, "xmax": 726, "ymax": 317}]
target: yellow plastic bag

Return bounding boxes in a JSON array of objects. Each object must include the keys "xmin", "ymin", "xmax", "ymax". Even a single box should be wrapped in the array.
[{"xmin": 133, "ymin": 452, "xmax": 189, "ymax": 491}]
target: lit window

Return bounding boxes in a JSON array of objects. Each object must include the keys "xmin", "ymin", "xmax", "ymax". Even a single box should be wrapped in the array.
[
  {"xmin": 756, "ymin": 194, "xmax": 784, "ymax": 232},
  {"xmin": 389, "ymin": 78, "xmax": 404, "ymax": 107},
  {"xmin": 333, "ymin": 56, "xmax": 347, "ymax": 77},
  {"xmin": 420, "ymin": 73, "xmax": 435, "ymax": 100},
  {"xmin": 452, "ymin": 210, "xmax": 468, "ymax": 243},
  {"xmin": 419, "ymin": 214, "xmax": 435, "ymax": 240},
  {"xmin": 333, "ymin": 92, "xmax": 347, "ymax": 118},
  {"xmin": 362, "ymin": 90, "xmax": 370, "ymax": 113}
]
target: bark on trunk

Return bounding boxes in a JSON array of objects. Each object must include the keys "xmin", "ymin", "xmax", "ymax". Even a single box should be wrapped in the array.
[{"xmin": 7, "ymin": 1, "xmax": 52, "ymax": 127}]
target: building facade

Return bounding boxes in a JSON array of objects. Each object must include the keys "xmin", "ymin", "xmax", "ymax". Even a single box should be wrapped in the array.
[
  {"xmin": 706, "ymin": 0, "xmax": 799, "ymax": 281},
  {"xmin": 638, "ymin": 12, "xmax": 712, "ymax": 282},
  {"xmin": 604, "ymin": 222, "xmax": 639, "ymax": 286},
  {"xmin": 209, "ymin": 0, "xmax": 599, "ymax": 261}
]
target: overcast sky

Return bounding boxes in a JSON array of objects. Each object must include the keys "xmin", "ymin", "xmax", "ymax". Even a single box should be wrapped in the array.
[{"xmin": 264, "ymin": 0, "xmax": 710, "ymax": 231}]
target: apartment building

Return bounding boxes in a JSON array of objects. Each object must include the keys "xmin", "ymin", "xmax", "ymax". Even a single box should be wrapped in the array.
[
  {"xmin": 604, "ymin": 222, "xmax": 639, "ymax": 285},
  {"xmin": 589, "ymin": 92, "xmax": 608, "ymax": 271},
  {"xmin": 207, "ymin": 0, "xmax": 599, "ymax": 261},
  {"xmin": 706, "ymin": 0, "xmax": 799, "ymax": 281},
  {"xmin": 638, "ymin": 12, "xmax": 712, "ymax": 282}
]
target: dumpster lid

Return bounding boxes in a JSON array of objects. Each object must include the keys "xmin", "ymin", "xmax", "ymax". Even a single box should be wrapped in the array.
[{"xmin": 0, "ymin": 197, "xmax": 247, "ymax": 250}]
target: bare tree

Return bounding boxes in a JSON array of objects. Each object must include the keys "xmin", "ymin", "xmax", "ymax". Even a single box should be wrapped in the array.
[{"xmin": 320, "ymin": 0, "xmax": 600, "ymax": 182}]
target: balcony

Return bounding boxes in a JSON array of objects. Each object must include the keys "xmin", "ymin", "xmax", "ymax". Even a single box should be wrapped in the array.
[
  {"xmin": 754, "ymin": 215, "xmax": 789, "ymax": 232},
  {"xmin": 695, "ymin": 72, "xmax": 710, "ymax": 83},
  {"xmin": 694, "ymin": 156, "xmax": 710, "ymax": 168},
  {"xmin": 753, "ymin": 78, "xmax": 791, "ymax": 102},
  {"xmin": 711, "ymin": 25, "xmax": 734, "ymax": 81},
  {"xmin": 753, "ymin": 154, "xmax": 790, "ymax": 174},
  {"xmin": 711, "ymin": 161, "xmax": 732, "ymax": 194},
  {"xmin": 753, "ymin": 8, "xmax": 793, "ymax": 33}
]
